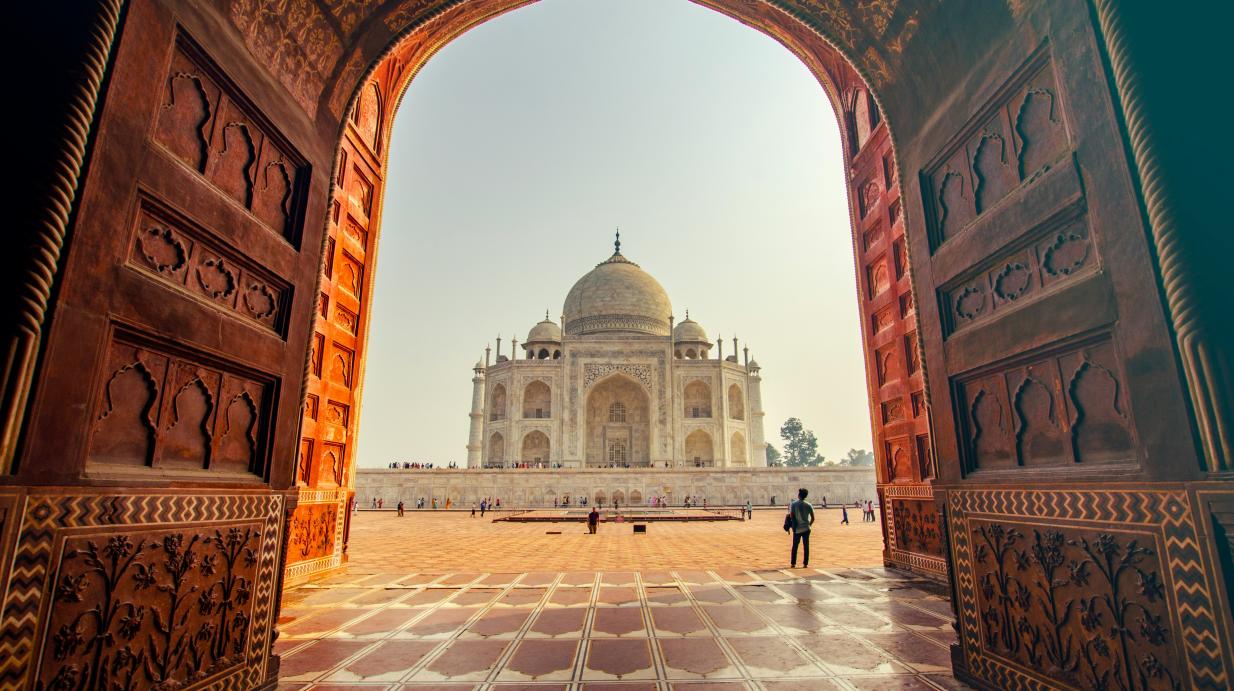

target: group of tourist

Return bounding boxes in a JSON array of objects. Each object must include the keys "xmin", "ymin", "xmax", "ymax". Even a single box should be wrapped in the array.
[
  {"xmin": 368, "ymin": 497, "xmax": 463, "ymax": 511},
  {"xmin": 553, "ymin": 496, "xmax": 589, "ymax": 507},
  {"xmin": 682, "ymin": 496, "xmax": 708, "ymax": 509},
  {"xmin": 386, "ymin": 461, "xmax": 461, "ymax": 469}
]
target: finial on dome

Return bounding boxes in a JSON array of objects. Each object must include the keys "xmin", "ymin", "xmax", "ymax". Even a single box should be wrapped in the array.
[
  {"xmin": 614, "ymin": 228, "xmax": 621, "ymax": 255},
  {"xmin": 545, "ymin": 309, "xmax": 550, "ymax": 321},
  {"xmin": 685, "ymin": 309, "xmax": 690, "ymax": 320}
]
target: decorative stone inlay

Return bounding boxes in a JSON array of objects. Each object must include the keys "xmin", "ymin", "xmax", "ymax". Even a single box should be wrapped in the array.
[{"xmin": 583, "ymin": 363, "xmax": 654, "ymax": 390}]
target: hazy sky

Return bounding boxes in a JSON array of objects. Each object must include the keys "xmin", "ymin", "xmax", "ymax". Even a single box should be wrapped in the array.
[{"xmin": 356, "ymin": 0, "xmax": 872, "ymax": 466}]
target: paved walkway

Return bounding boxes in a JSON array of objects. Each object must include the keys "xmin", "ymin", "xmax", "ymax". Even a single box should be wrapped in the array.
[
  {"xmin": 276, "ymin": 511, "xmax": 967, "ymax": 690},
  {"xmin": 344, "ymin": 509, "xmax": 885, "ymax": 572}
]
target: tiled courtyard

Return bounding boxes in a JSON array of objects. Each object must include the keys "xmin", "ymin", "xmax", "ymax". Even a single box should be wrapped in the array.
[
  {"xmin": 277, "ymin": 511, "xmax": 966, "ymax": 690},
  {"xmin": 343, "ymin": 509, "xmax": 885, "ymax": 572}
]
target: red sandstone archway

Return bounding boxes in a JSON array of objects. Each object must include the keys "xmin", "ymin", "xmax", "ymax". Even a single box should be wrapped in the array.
[{"xmin": 8, "ymin": 3, "xmax": 1231, "ymax": 690}]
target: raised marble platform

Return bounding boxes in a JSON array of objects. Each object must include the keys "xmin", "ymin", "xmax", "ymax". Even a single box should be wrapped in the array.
[{"xmin": 354, "ymin": 466, "xmax": 876, "ymax": 510}]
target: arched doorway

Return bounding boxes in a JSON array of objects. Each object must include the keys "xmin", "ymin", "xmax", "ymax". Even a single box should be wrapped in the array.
[
  {"xmin": 522, "ymin": 380, "xmax": 551, "ymax": 418},
  {"xmin": 585, "ymin": 374, "xmax": 651, "ymax": 467},
  {"xmin": 520, "ymin": 430, "xmax": 549, "ymax": 464},
  {"xmin": 683, "ymin": 380, "xmax": 711, "ymax": 418},
  {"xmin": 730, "ymin": 431, "xmax": 747, "ymax": 467},
  {"xmin": 14, "ymin": 3, "xmax": 1230, "ymax": 691},
  {"xmin": 684, "ymin": 429, "xmax": 714, "ymax": 467},
  {"xmin": 488, "ymin": 432, "xmax": 505, "ymax": 466}
]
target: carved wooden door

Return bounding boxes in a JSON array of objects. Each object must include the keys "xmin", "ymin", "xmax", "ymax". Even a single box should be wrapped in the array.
[
  {"xmin": 896, "ymin": 4, "xmax": 1233, "ymax": 689},
  {"xmin": 1, "ymin": 3, "xmax": 330, "ymax": 688}
]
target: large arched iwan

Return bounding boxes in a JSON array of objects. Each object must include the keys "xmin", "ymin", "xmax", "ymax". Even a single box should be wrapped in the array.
[{"xmin": 287, "ymin": 0, "xmax": 940, "ymax": 587}]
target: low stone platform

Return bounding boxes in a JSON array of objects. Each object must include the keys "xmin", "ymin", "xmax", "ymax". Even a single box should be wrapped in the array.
[
  {"xmin": 497, "ymin": 508, "xmax": 743, "ymax": 523},
  {"xmin": 355, "ymin": 466, "xmax": 876, "ymax": 511}
]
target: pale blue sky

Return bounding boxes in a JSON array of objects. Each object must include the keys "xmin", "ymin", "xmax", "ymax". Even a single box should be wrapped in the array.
[{"xmin": 356, "ymin": 0, "xmax": 871, "ymax": 466}]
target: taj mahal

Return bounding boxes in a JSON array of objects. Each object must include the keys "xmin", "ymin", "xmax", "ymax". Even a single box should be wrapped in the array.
[{"xmin": 466, "ymin": 234, "xmax": 767, "ymax": 469}]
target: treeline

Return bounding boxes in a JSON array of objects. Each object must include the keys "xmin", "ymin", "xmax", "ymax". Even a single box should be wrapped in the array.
[{"xmin": 764, "ymin": 417, "xmax": 874, "ymax": 468}]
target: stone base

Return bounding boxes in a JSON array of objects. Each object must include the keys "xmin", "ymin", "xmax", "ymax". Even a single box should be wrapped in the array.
[{"xmin": 354, "ymin": 466, "xmax": 875, "ymax": 509}]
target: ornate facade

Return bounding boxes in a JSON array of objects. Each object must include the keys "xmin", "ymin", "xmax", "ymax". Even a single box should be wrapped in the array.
[{"xmin": 468, "ymin": 239, "xmax": 767, "ymax": 470}]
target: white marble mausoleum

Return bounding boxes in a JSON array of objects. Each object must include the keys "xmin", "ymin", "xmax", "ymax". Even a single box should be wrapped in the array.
[{"xmin": 467, "ymin": 235, "xmax": 768, "ymax": 470}]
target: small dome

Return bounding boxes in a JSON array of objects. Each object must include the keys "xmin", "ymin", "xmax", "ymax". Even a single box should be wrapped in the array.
[
  {"xmin": 474, "ymin": 359, "xmax": 484, "ymax": 369},
  {"xmin": 563, "ymin": 235, "xmax": 671, "ymax": 337},
  {"xmin": 748, "ymin": 359, "xmax": 760, "ymax": 369},
  {"xmin": 673, "ymin": 317, "xmax": 708, "ymax": 343},
  {"xmin": 526, "ymin": 317, "xmax": 562, "ymax": 343}
]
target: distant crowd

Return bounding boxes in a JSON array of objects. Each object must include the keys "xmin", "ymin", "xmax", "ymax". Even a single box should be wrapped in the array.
[{"xmin": 386, "ymin": 461, "xmax": 460, "ymax": 469}]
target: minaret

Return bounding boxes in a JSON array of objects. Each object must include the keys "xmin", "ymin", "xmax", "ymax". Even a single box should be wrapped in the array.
[
  {"xmin": 743, "ymin": 344, "xmax": 749, "ymax": 367},
  {"xmin": 485, "ymin": 344, "xmax": 491, "ymax": 368},
  {"xmin": 717, "ymin": 334, "xmax": 723, "ymax": 360},
  {"xmin": 511, "ymin": 334, "xmax": 518, "ymax": 359},
  {"xmin": 466, "ymin": 359, "xmax": 486, "ymax": 468},
  {"xmin": 747, "ymin": 355, "xmax": 767, "ymax": 466},
  {"xmin": 496, "ymin": 336, "xmax": 502, "ymax": 360}
]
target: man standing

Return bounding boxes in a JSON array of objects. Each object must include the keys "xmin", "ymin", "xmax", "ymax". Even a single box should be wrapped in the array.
[
  {"xmin": 588, "ymin": 506, "xmax": 600, "ymax": 534},
  {"xmin": 480, "ymin": 499, "xmax": 486, "ymax": 517},
  {"xmin": 745, "ymin": 500, "xmax": 753, "ymax": 520},
  {"xmin": 397, "ymin": 500, "xmax": 404, "ymax": 517},
  {"xmin": 789, "ymin": 488, "xmax": 815, "ymax": 568}
]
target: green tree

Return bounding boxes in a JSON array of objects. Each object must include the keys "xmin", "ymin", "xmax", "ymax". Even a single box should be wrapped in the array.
[
  {"xmin": 842, "ymin": 448, "xmax": 875, "ymax": 467},
  {"xmin": 765, "ymin": 444, "xmax": 783, "ymax": 467},
  {"xmin": 780, "ymin": 418, "xmax": 820, "ymax": 467}
]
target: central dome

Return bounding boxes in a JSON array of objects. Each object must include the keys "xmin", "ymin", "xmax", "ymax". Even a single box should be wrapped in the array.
[{"xmin": 563, "ymin": 238, "xmax": 671, "ymax": 337}]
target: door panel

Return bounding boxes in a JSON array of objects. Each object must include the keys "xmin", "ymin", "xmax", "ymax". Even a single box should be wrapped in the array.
[
  {"xmin": 0, "ymin": 2, "xmax": 331, "ymax": 687},
  {"xmin": 896, "ymin": 3, "xmax": 1234, "ymax": 688}
]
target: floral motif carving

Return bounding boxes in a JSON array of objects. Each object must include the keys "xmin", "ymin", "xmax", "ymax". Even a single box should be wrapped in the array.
[
  {"xmin": 242, "ymin": 282, "xmax": 277, "ymax": 320},
  {"xmin": 972, "ymin": 523, "xmax": 1180, "ymax": 690},
  {"xmin": 583, "ymin": 363, "xmax": 653, "ymax": 390},
  {"xmin": 892, "ymin": 499, "xmax": 942, "ymax": 556},
  {"xmin": 37, "ymin": 526, "xmax": 261, "ymax": 689},
  {"xmin": 287, "ymin": 503, "xmax": 337, "ymax": 564}
]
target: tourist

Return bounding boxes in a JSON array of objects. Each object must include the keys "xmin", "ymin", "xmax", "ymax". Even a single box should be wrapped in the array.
[
  {"xmin": 745, "ymin": 500, "xmax": 753, "ymax": 520},
  {"xmin": 397, "ymin": 500, "xmax": 404, "ymax": 517},
  {"xmin": 788, "ymin": 488, "xmax": 815, "ymax": 568},
  {"xmin": 841, "ymin": 505, "xmax": 849, "ymax": 525},
  {"xmin": 471, "ymin": 502, "xmax": 477, "ymax": 517},
  {"xmin": 480, "ymin": 499, "xmax": 486, "ymax": 516},
  {"xmin": 431, "ymin": 498, "xmax": 437, "ymax": 510},
  {"xmin": 587, "ymin": 506, "xmax": 600, "ymax": 534},
  {"xmin": 371, "ymin": 498, "xmax": 377, "ymax": 510}
]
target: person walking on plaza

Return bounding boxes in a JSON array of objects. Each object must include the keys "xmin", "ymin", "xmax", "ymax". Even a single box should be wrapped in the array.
[
  {"xmin": 588, "ymin": 506, "xmax": 600, "ymax": 534},
  {"xmin": 787, "ymin": 488, "xmax": 815, "ymax": 568},
  {"xmin": 745, "ymin": 500, "xmax": 753, "ymax": 520},
  {"xmin": 841, "ymin": 505, "xmax": 849, "ymax": 525},
  {"xmin": 397, "ymin": 500, "xmax": 404, "ymax": 517},
  {"xmin": 480, "ymin": 499, "xmax": 486, "ymax": 517},
  {"xmin": 471, "ymin": 502, "xmax": 476, "ymax": 518}
]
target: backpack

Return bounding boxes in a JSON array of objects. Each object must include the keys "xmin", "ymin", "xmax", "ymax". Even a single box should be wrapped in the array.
[{"xmin": 783, "ymin": 511, "xmax": 794, "ymax": 532}]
